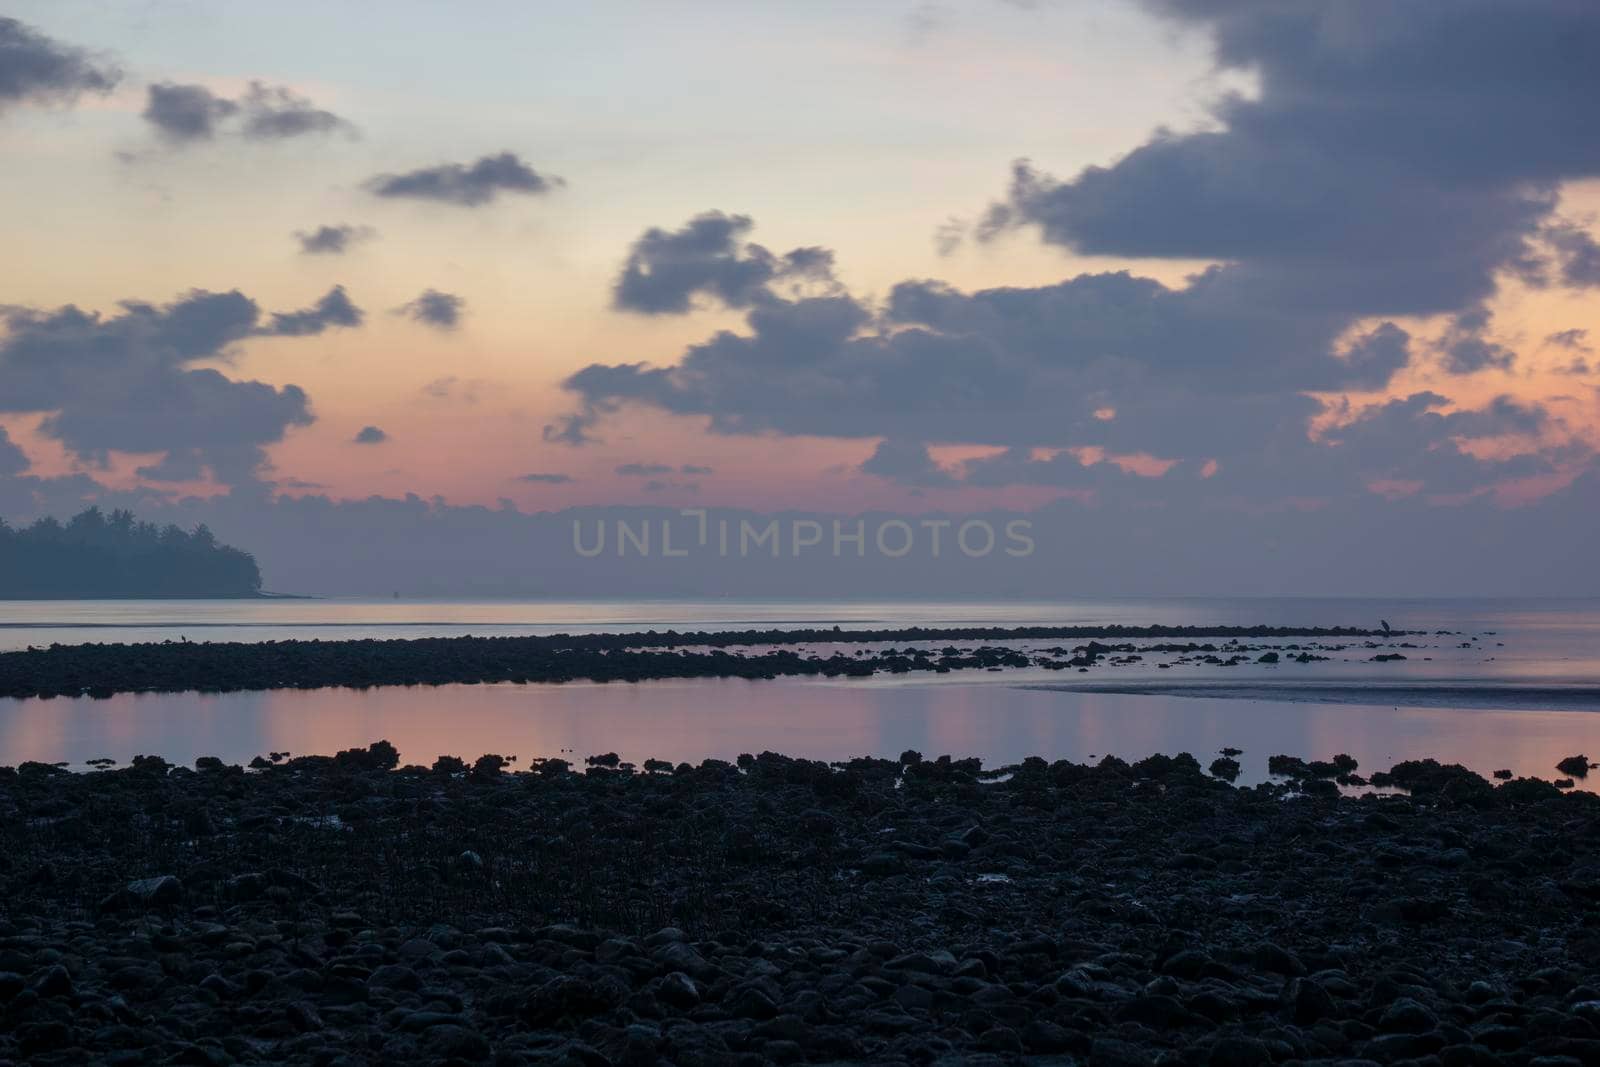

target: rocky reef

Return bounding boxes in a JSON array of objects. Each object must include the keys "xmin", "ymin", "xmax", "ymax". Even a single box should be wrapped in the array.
[{"xmin": 0, "ymin": 624, "xmax": 1427, "ymax": 699}]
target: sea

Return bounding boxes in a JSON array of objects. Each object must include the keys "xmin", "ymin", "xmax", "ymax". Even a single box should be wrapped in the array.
[{"xmin": 2, "ymin": 597, "xmax": 1598, "ymax": 786}]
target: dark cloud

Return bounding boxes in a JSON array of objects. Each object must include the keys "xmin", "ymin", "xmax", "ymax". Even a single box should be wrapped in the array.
[
  {"xmin": 613, "ymin": 211, "xmax": 838, "ymax": 315},
  {"xmin": 560, "ymin": 261, "xmax": 1398, "ymax": 462},
  {"xmin": 0, "ymin": 426, "xmax": 28, "ymax": 477},
  {"xmin": 0, "ymin": 288, "xmax": 320, "ymax": 485},
  {"xmin": 981, "ymin": 1, "xmax": 1600, "ymax": 319},
  {"xmin": 542, "ymin": 399, "xmax": 612, "ymax": 446},
  {"xmin": 365, "ymin": 152, "xmax": 560, "ymax": 207},
  {"xmin": 135, "ymin": 449, "xmax": 205, "ymax": 482},
  {"xmin": 679, "ymin": 464, "xmax": 714, "ymax": 476},
  {"xmin": 1546, "ymin": 328, "xmax": 1592, "ymax": 351},
  {"xmin": 295, "ymin": 224, "xmax": 375, "ymax": 256},
  {"xmin": 140, "ymin": 81, "xmax": 354, "ymax": 145},
  {"xmin": 0, "ymin": 17, "xmax": 119, "ymax": 112},
  {"xmin": 554, "ymin": 2, "xmax": 1599, "ymax": 500},
  {"xmin": 421, "ymin": 377, "xmax": 483, "ymax": 403},
  {"xmin": 860, "ymin": 440, "xmax": 957, "ymax": 487},
  {"xmin": 142, "ymin": 83, "xmax": 237, "ymax": 142},
  {"xmin": 1546, "ymin": 223, "xmax": 1600, "ymax": 288},
  {"xmin": 615, "ymin": 462, "xmax": 673, "ymax": 477},
  {"xmin": 237, "ymin": 81, "xmax": 355, "ymax": 140},
  {"xmin": 265, "ymin": 286, "xmax": 363, "ymax": 337},
  {"xmin": 1437, "ymin": 309, "xmax": 1516, "ymax": 376},
  {"xmin": 353, "ymin": 426, "xmax": 387, "ymax": 445},
  {"xmin": 396, "ymin": 289, "xmax": 464, "ymax": 331},
  {"xmin": 516, "ymin": 472, "xmax": 573, "ymax": 485}
]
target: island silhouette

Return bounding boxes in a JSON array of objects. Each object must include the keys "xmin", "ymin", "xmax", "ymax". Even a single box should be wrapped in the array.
[{"xmin": 0, "ymin": 507, "xmax": 262, "ymax": 598}]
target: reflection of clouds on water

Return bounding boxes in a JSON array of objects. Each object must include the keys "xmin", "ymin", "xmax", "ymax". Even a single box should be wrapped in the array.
[{"xmin": 4, "ymin": 677, "xmax": 1600, "ymax": 794}]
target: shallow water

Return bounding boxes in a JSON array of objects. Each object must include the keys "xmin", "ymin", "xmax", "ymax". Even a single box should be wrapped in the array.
[
  {"xmin": 3, "ymin": 676, "xmax": 1599, "ymax": 788},
  {"xmin": 1, "ymin": 597, "xmax": 1597, "ymax": 784},
  {"xmin": 3, "ymin": 595, "xmax": 1598, "ymax": 660}
]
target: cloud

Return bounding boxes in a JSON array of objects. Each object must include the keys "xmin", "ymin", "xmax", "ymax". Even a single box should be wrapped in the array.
[
  {"xmin": 1437, "ymin": 308, "xmax": 1516, "ymax": 376},
  {"xmin": 554, "ymin": 2, "xmax": 1600, "ymax": 500},
  {"xmin": 1546, "ymin": 328, "xmax": 1592, "ymax": 352},
  {"xmin": 353, "ymin": 426, "xmax": 387, "ymax": 445},
  {"xmin": 237, "ymin": 82, "xmax": 355, "ymax": 140},
  {"xmin": 560, "ymin": 254, "xmax": 1402, "ymax": 464},
  {"xmin": 542, "ymin": 399, "xmax": 612, "ymax": 446},
  {"xmin": 0, "ymin": 17, "xmax": 120, "ymax": 113},
  {"xmin": 140, "ymin": 81, "xmax": 354, "ymax": 145},
  {"xmin": 265, "ymin": 286, "xmax": 363, "ymax": 336},
  {"xmin": 0, "ymin": 288, "xmax": 325, "ymax": 485},
  {"xmin": 295, "ymin": 224, "xmax": 375, "ymax": 256},
  {"xmin": 1546, "ymin": 223, "xmax": 1600, "ymax": 288},
  {"xmin": 0, "ymin": 426, "xmax": 28, "ymax": 477},
  {"xmin": 613, "ymin": 211, "xmax": 837, "ymax": 315},
  {"xmin": 516, "ymin": 472, "xmax": 573, "ymax": 485},
  {"xmin": 611, "ymin": 462, "xmax": 713, "ymax": 478},
  {"xmin": 396, "ymin": 289, "xmax": 464, "ymax": 331},
  {"xmin": 979, "ymin": 0, "xmax": 1600, "ymax": 323},
  {"xmin": 421, "ymin": 376, "xmax": 484, "ymax": 403},
  {"xmin": 142, "ymin": 83, "xmax": 237, "ymax": 142},
  {"xmin": 860, "ymin": 440, "xmax": 957, "ymax": 487},
  {"xmin": 365, "ymin": 152, "xmax": 560, "ymax": 207}
]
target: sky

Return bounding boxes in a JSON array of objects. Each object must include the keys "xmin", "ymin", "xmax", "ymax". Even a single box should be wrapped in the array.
[{"xmin": 1, "ymin": 1, "xmax": 1599, "ymax": 595}]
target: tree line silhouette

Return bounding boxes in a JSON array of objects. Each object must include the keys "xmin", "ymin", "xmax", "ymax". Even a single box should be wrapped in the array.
[{"xmin": 0, "ymin": 508, "xmax": 262, "ymax": 597}]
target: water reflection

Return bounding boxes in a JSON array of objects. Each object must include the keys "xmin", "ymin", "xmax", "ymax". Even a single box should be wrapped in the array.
[{"xmin": 3, "ymin": 677, "xmax": 1598, "ymax": 788}]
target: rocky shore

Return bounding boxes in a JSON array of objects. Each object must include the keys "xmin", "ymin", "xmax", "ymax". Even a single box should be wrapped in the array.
[
  {"xmin": 0, "ymin": 624, "xmax": 1429, "ymax": 699},
  {"xmin": 3, "ymin": 742, "xmax": 1597, "ymax": 1065}
]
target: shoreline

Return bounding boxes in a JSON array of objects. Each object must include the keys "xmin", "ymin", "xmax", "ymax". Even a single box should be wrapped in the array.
[
  {"xmin": 2, "ymin": 743, "xmax": 1594, "ymax": 1064},
  {"xmin": 0, "ymin": 623, "xmax": 1424, "ymax": 700}
]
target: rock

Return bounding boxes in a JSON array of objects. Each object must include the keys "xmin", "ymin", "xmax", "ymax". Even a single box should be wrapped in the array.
[
  {"xmin": 522, "ymin": 976, "xmax": 619, "ymax": 1027},
  {"xmin": 1291, "ymin": 977, "xmax": 1337, "ymax": 1024},
  {"xmin": 883, "ymin": 951, "xmax": 952, "ymax": 975},
  {"xmin": 655, "ymin": 972, "xmax": 700, "ymax": 1010},
  {"xmin": 368, "ymin": 964, "xmax": 420, "ymax": 991},
  {"xmin": 861, "ymin": 852, "xmax": 906, "ymax": 877},
  {"xmin": 1022, "ymin": 1018, "xmax": 1081, "ymax": 1054},
  {"xmin": 1557, "ymin": 755, "xmax": 1591, "ymax": 777},
  {"xmin": 728, "ymin": 985, "xmax": 779, "ymax": 1020},
  {"xmin": 285, "ymin": 1001, "xmax": 324, "ymax": 1032},
  {"xmin": 423, "ymin": 1024, "xmax": 492, "ymax": 1062},
  {"xmin": 33, "ymin": 963, "xmax": 73, "ymax": 998},
  {"xmin": 1116, "ymin": 994, "xmax": 1193, "ymax": 1028},
  {"xmin": 1208, "ymin": 1035, "xmax": 1273, "ymax": 1066},
  {"xmin": 1160, "ymin": 949, "xmax": 1213, "ymax": 978},
  {"xmin": 1379, "ymin": 997, "xmax": 1438, "ymax": 1033},
  {"xmin": 652, "ymin": 940, "xmax": 714, "ymax": 978},
  {"xmin": 1090, "ymin": 1036, "xmax": 1155, "ymax": 1066},
  {"xmin": 1251, "ymin": 942, "xmax": 1306, "ymax": 976},
  {"xmin": 979, "ymin": 1026, "xmax": 1024, "ymax": 1053}
]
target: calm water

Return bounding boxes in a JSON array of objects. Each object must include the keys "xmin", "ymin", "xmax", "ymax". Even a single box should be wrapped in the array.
[{"xmin": 1, "ymin": 597, "xmax": 1597, "ymax": 784}]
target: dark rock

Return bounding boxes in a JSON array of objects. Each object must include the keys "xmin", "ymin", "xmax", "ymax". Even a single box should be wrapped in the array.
[
  {"xmin": 522, "ymin": 976, "xmax": 620, "ymax": 1027},
  {"xmin": 1557, "ymin": 755, "xmax": 1591, "ymax": 778},
  {"xmin": 33, "ymin": 964, "xmax": 73, "ymax": 998},
  {"xmin": 1251, "ymin": 942, "xmax": 1306, "ymax": 976},
  {"xmin": 1379, "ymin": 997, "xmax": 1438, "ymax": 1033},
  {"xmin": 423, "ymin": 1024, "xmax": 492, "ymax": 1062}
]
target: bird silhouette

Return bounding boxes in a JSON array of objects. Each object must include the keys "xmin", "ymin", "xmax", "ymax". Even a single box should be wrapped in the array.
[{"xmin": 1380, "ymin": 619, "xmax": 1392, "ymax": 634}]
